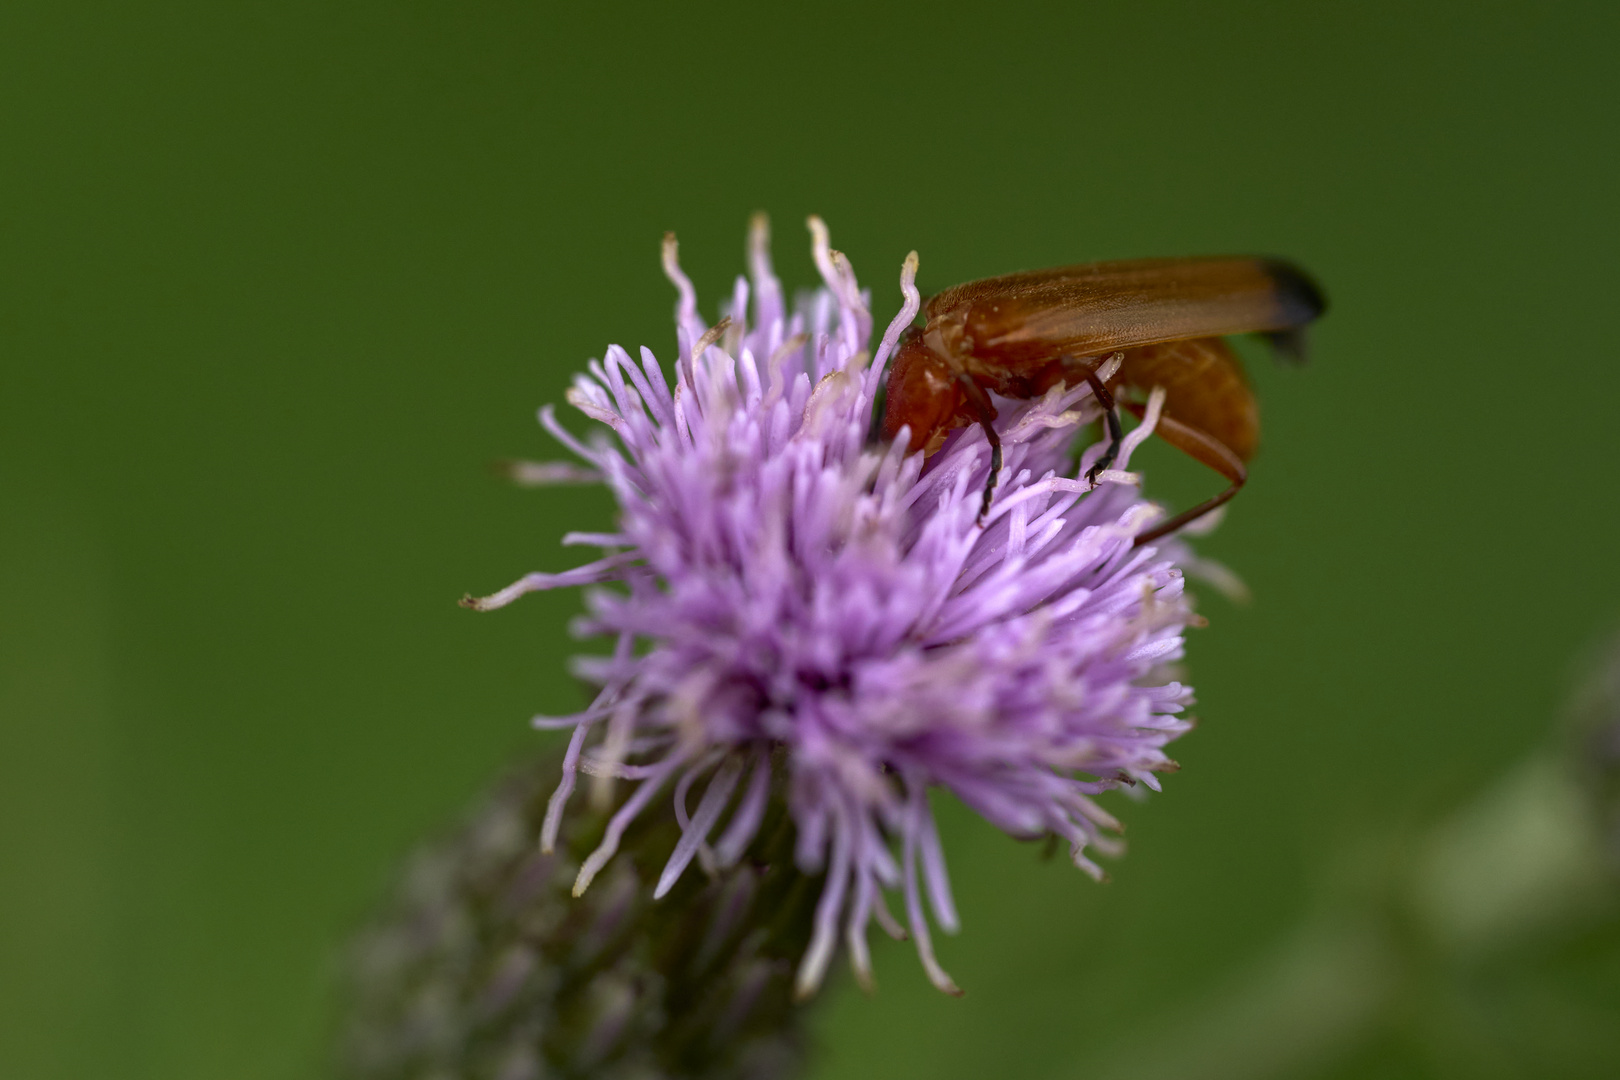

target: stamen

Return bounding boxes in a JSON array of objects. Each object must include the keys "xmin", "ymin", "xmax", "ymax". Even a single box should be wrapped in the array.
[
  {"xmin": 797, "ymin": 371, "xmax": 855, "ymax": 442},
  {"xmin": 661, "ymin": 231, "xmax": 703, "ymax": 342},
  {"xmin": 591, "ymin": 697, "xmax": 643, "ymax": 810},
  {"xmin": 761, "ymin": 332, "xmax": 809, "ymax": 412},
  {"xmin": 529, "ymin": 703, "xmax": 614, "ymax": 729},
  {"xmin": 747, "ymin": 213, "xmax": 774, "ymax": 295},
  {"xmin": 918, "ymin": 798, "xmax": 961, "ymax": 933},
  {"xmin": 574, "ymin": 753, "xmax": 687, "ymax": 897},
  {"xmin": 561, "ymin": 532, "xmax": 629, "ymax": 548},
  {"xmin": 1116, "ymin": 385, "xmax": 1168, "ymax": 468},
  {"xmin": 794, "ymin": 804, "xmax": 853, "ymax": 1000},
  {"xmin": 872, "ymin": 894, "xmax": 909, "ymax": 941},
  {"xmin": 538, "ymin": 404, "xmax": 604, "ymax": 465},
  {"xmin": 672, "ymin": 749, "xmax": 727, "ymax": 833},
  {"xmin": 459, "ymin": 553, "xmax": 640, "ymax": 611},
  {"xmin": 713, "ymin": 746, "xmax": 772, "ymax": 867},
  {"xmin": 724, "ymin": 275, "xmax": 749, "ymax": 355},
  {"xmin": 845, "ymin": 868, "xmax": 877, "ymax": 993},
  {"xmin": 806, "ymin": 215, "xmax": 867, "ymax": 318},
  {"xmin": 655, "ymin": 755, "xmax": 744, "ymax": 898},
  {"xmin": 1180, "ymin": 553, "xmax": 1252, "ymax": 604},
  {"xmin": 539, "ymin": 720, "xmax": 592, "ymax": 854},
  {"xmin": 496, "ymin": 460, "xmax": 602, "ymax": 486},
  {"xmin": 690, "ymin": 316, "xmax": 732, "ymax": 369},
  {"xmin": 565, "ymin": 387, "xmax": 625, "ymax": 430},
  {"xmin": 1091, "ymin": 469, "xmax": 1142, "ymax": 488},
  {"xmin": 903, "ymin": 784, "xmax": 963, "ymax": 996},
  {"xmin": 578, "ymin": 758, "xmax": 669, "ymax": 779},
  {"xmin": 869, "ymin": 250, "xmax": 921, "ymax": 397}
]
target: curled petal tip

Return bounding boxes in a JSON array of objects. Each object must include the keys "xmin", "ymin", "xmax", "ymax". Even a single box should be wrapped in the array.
[{"xmin": 923, "ymin": 962, "xmax": 964, "ymax": 997}]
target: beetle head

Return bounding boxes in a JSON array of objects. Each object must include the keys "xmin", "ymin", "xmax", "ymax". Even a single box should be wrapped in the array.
[{"xmin": 880, "ymin": 330, "xmax": 963, "ymax": 455}]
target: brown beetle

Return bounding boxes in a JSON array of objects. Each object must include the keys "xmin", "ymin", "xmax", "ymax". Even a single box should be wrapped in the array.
[{"xmin": 878, "ymin": 256, "xmax": 1326, "ymax": 544}]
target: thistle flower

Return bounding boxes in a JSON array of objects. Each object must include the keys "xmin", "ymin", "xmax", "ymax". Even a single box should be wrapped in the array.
[{"xmin": 464, "ymin": 216, "xmax": 1198, "ymax": 998}]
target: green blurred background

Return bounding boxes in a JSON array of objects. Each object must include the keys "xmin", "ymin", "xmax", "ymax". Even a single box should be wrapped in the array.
[{"xmin": 3, "ymin": 2, "xmax": 1618, "ymax": 1077}]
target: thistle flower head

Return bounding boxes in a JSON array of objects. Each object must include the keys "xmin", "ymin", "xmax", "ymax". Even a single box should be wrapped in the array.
[{"xmin": 466, "ymin": 216, "xmax": 1199, "ymax": 997}]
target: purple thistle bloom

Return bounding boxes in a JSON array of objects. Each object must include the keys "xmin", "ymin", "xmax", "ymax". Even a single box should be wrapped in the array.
[{"xmin": 465, "ymin": 216, "xmax": 1200, "ymax": 998}]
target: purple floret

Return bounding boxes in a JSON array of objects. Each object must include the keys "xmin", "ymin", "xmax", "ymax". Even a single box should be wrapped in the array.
[{"xmin": 466, "ymin": 216, "xmax": 1199, "ymax": 997}]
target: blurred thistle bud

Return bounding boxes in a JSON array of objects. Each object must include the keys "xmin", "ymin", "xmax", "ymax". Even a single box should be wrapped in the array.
[
  {"xmin": 339, "ymin": 754, "xmax": 819, "ymax": 1080},
  {"xmin": 1568, "ymin": 626, "xmax": 1620, "ymax": 868},
  {"xmin": 1403, "ymin": 628, "xmax": 1620, "ymax": 957}
]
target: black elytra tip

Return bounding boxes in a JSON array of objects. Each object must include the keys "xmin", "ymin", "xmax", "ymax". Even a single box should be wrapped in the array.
[{"xmin": 1260, "ymin": 258, "xmax": 1328, "ymax": 363}]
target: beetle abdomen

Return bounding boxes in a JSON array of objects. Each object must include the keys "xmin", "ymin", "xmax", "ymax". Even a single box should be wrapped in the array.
[{"xmin": 1113, "ymin": 337, "xmax": 1260, "ymax": 462}]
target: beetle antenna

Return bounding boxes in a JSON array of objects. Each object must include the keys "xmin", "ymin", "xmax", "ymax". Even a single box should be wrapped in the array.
[
  {"xmin": 981, "ymin": 436, "xmax": 1002, "ymax": 523},
  {"xmin": 952, "ymin": 372, "xmax": 1002, "ymax": 524},
  {"xmin": 1081, "ymin": 362, "xmax": 1124, "ymax": 485}
]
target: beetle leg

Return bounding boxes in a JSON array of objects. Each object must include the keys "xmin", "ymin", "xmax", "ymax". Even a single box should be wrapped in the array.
[
  {"xmin": 1080, "ymin": 368, "xmax": 1124, "ymax": 485},
  {"xmin": 952, "ymin": 373, "xmax": 1001, "ymax": 523},
  {"xmin": 1119, "ymin": 403, "xmax": 1247, "ymax": 546}
]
